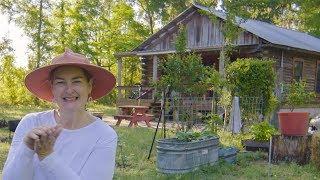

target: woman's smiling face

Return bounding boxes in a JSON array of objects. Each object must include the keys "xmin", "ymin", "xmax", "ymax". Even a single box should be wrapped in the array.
[{"xmin": 51, "ymin": 66, "xmax": 92, "ymax": 111}]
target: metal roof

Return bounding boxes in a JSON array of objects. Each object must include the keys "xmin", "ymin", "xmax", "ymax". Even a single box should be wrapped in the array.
[
  {"xmin": 132, "ymin": 3, "xmax": 320, "ymax": 54},
  {"xmin": 194, "ymin": 3, "xmax": 320, "ymax": 53}
]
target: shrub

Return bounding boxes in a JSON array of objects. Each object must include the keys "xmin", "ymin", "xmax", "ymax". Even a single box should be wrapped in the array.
[
  {"xmin": 250, "ymin": 121, "xmax": 277, "ymax": 142},
  {"xmin": 311, "ymin": 132, "xmax": 320, "ymax": 170},
  {"xmin": 285, "ymin": 80, "xmax": 316, "ymax": 111},
  {"xmin": 204, "ymin": 113, "xmax": 224, "ymax": 135},
  {"xmin": 226, "ymin": 58, "xmax": 276, "ymax": 117}
]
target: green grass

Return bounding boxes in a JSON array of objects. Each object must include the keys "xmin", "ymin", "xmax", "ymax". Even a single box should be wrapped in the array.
[
  {"xmin": 0, "ymin": 128, "xmax": 10, "ymax": 174},
  {"xmin": 86, "ymin": 103, "xmax": 117, "ymax": 116},
  {"xmin": 0, "ymin": 104, "xmax": 49, "ymax": 120},
  {"xmin": 1, "ymin": 126, "xmax": 320, "ymax": 179},
  {"xmin": 0, "ymin": 103, "xmax": 116, "ymax": 120},
  {"xmin": 113, "ymin": 127, "xmax": 320, "ymax": 179}
]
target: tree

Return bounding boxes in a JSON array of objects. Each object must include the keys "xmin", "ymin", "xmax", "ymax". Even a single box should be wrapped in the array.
[
  {"xmin": 0, "ymin": 37, "xmax": 14, "ymax": 57},
  {"xmin": 0, "ymin": 38, "xmax": 34, "ymax": 105},
  {"xmin": 1, "ymin": 0, "xmax": 54, "ymax": 69},
  {"xmin": 297, "ymin": 0, "xmax": 320, "ymax": 37}
]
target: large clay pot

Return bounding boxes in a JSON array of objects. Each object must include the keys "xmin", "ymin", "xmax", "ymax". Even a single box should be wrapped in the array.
[{"xmin": 278, "ymin": 112, "xmax": 309, "ymax": 136}]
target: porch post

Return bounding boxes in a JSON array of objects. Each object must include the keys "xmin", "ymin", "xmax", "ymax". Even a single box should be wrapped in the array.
[
  {"xmin": 117, "ymin": 57, "xmax": 123, "ymax": 98},
  {"xmin": 152, "ymin": 55, "xmax": 158, "ymax": 99},
  {"xmin": 152, "ymin": 55, "xmax": 158, "ymax": 82}
]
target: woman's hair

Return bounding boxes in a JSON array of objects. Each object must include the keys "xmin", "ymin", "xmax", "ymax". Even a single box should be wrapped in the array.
[{"xmin": 49, "ymin": 66, "xmax": 92, "ymax": 83}]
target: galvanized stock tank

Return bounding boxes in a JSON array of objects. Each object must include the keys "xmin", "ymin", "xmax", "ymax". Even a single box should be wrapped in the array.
[{"xmin": 156, "ymin": 136, "xmax": 219, "ymax": 174}]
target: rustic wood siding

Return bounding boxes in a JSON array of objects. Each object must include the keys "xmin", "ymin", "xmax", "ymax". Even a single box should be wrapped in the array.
[
  {"xmin": 148, "ymin": 12, "xmax": 260, "ymax": 51},
  {"xmin": 141, "ymin": 56, "xmax": 163, "ymax": 86},
  {"xmin": 262, "ymin": 48, "xmax": 318, "ymax": 93},
  {"xmin": 141, "ymin": 57, "xmax": 153, "ymax": 86}
]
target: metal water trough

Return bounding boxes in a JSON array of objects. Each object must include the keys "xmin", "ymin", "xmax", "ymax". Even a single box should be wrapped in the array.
[{"xmin": 156, "ymin": 136, "xmax": 219, "ymax": 174}]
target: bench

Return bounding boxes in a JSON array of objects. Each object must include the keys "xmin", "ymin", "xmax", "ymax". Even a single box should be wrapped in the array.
[
  {"xmin": 114, "ymin": 113, "xmax": 154, "ymax": 127},
  {"xmin": 114, "ymin": 115, "xmax": 133, "ymax": 126},
  {"xmin": 131, "ymin": 113, "xmax": 154, "ymax": 127}
]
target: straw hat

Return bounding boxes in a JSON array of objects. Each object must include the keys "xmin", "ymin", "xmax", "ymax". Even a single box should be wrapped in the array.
[{"xmin": 25, "ymin": 49, "xmax": 116, "ymax": 101}]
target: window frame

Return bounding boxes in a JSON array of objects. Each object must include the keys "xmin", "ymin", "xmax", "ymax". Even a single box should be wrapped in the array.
[{"xmin": 293, "ymin": 59, "xmax": 304, "ymax": 82}]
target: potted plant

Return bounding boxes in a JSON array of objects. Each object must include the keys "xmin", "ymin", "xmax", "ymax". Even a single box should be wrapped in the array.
[
  {"xmin": 155, "ymin": 52, "xmax": 220, "ymax": 173},
  {"xmin": 243, "ymin": 120, "xmax": 277, "ymax": 152},
  {"xmin": 278, "ymin": 80, "xmax": 316, "ymax": 136},
  {"xmin": 155, "ymin": 27, "xmax": 223, "ymax": 173}
]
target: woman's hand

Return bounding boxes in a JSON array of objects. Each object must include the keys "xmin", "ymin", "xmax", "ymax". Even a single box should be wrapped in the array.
[
  {"xmin": 23, "ymin": 125, "xmax": 63, "ymax": 160},
  {"xmin": 35, "ymin": 125, "xmax": 62, "ymax": 160}
]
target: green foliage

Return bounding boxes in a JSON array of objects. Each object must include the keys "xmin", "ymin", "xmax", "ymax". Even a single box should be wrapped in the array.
[
  {"xmin": 264, "ymin": 93, "xmax": 279, "ymax": 119},
  {"xmin": 156, "ymin": 20, "xmax": 218, "ymax": 96},
  {"xmin": 297, "ymin": 0, "xmax": 320, "ymax": 37},
  {"xmin": 0, "ymin": 37, "xmax": 14, "ymax": 57},
  {"xmin": 176, "ymin": 113, "xmax": 223, "ymax": 142},
  {"xmin": 0, "ymin": 56, "xmax": 34, "ymax": 105},
  {"xmin": 3, "ymin": 126, "xmax": 320, "ymax": 178},
  {"xmin": 204, "ymin": 113, "xmax": 223, "ymax": 135},
  {"xmin": 311, "ymin": 132, "xmax": 320, "ymax": 170},
  {"xmin": 226, "ymin": 58, "xmax": 276, "ymax": 116},
  {"xmin": 175, "ymin": 25, "xmax": 187, "ymax": 53},
  {"xmin": 176, "ymin": 131, "xmax": 202, "ymax": 141},
  {"xmin": 218, "ymin": 88, "xmax": 232, "ymax": 112},
  {"xmin": 176, "ymin": 130, "xmax": 218, "ymax": 142},
  {"xmin": 0, "ymin": 1, "xmax": 149, "ymax": 105},
  {"xmin": 285, "ymin": 80, "xmax": 316, "ymax": 111},
  {"xmin": 250, "ymin": 121, "xmax": 277, "ymax": 142},
  {"xmin": 157, "ymin": 53, "xmax": 216, "ymax": 95}
]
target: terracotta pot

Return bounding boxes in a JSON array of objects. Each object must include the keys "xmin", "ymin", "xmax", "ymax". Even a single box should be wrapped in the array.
[{"xmin": 278, "ymin": 112, "xmax": 309, "ymax": 136}]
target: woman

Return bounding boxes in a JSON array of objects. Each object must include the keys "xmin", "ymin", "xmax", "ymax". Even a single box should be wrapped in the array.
[{"xmin": 3, "ymin": 49, "xmax": 117, "ymax": 180}]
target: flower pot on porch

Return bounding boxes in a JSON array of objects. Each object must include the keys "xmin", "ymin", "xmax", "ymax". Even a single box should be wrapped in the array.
[
  {"xmin": 156, "ymin": 136, "xmax": 219, "ymax": 174},
  {"xmin": 278, "ymin": 112, "xmax": 309, "ymax": 136}
]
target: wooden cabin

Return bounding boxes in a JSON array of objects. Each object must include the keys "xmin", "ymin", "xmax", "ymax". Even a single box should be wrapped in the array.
[{"xmin": 115, "ymin": 3, "xmax": 320, "ymax": 107}]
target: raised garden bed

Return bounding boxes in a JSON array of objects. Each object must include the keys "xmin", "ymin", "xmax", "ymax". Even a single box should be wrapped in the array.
[{"xmin": 242, "ymin": 139, "xmax": 269, "ymax": 152}]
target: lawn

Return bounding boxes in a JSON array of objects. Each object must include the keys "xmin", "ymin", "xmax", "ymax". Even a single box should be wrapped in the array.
[
  {"xmin": 1, "ymin": 104, "xmax": 320, "ymax": 179},
  {"xmin": 113, "ymin": 127, "xmax": 320, "ymax": 179},
  {"xmin": 0, "ymin": 103, "xmax": 117, "ymax": 120},
  {"xmin": 1, "ymin": 126, "xmax": 320, "ymax": 179}
]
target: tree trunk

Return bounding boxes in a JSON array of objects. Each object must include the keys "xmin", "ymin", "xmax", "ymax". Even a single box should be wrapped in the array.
[
  {"xmin": 147, "ymin": 12, "xmax": 154, "ymax": 34},
  {"xmin": 36, "ymin": 0, "xmax": 43, "ymax": 68},
  {"xmin": 272, "ymin": 134, "xmax": 312, "ymax": 165}
]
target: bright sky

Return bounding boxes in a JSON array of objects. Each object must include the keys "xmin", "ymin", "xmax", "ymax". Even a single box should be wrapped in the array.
[{"xmin": 0, "ymin": 13, "xmax": 29, "ymax": 67}]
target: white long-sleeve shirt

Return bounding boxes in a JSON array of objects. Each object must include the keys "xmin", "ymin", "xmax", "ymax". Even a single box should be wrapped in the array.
[{"xmin": 2, "ymin": 110, "xmax": 117, "ymax": 180}]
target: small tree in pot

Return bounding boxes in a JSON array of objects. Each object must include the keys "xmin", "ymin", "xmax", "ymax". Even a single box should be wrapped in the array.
[
  {"xmin": 278, "ymin": 80, "xmax": 316, "ymax": 136},
  {"xmin": 155, "ymin": 26, "xmax": 222, "ymax": 174}
]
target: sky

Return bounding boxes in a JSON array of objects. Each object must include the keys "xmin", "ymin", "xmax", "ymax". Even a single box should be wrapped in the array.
[{"xmin": 0, "ymin": 13, "xmax": 29, "ymax": 67}]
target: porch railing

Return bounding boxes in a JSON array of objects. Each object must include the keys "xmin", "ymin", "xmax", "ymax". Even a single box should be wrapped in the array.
[
  {"xmin": 116, "ymin": 85, "xmax": 155, "ymax": 106},
  {"xmin": 117, "ymin": 85, "xmax": 154, "ymax": 100}
]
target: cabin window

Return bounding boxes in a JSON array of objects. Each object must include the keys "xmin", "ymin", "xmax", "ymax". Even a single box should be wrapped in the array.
[
  {"xmin": 293, "ymin": 61, "xmax": 303, "ymax": 81},
  {"xmin": 316, "ymin": 62, "xmax": 320, "ymax": 93}
]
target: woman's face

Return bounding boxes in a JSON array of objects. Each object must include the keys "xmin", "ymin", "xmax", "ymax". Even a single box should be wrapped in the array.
[{"xmin": 51, "ymin": 66, "xmax": 92, "ymax": 111}]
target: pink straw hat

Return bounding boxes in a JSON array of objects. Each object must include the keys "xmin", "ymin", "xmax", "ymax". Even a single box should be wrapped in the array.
[{"xmin": 25, "ymin": 49, "xmax": 116, "ymax": 102}]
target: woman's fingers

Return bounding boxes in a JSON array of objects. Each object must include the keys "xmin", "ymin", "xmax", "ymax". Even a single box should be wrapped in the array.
[
  {"xmin": 28, "ymin": 133, "xmax": 40, "ymax": 141},
  {"xmin": 24, "ymin": 125, "xmax": 57, "ymax": 149},
  {"xmin": 33, "ymin": 128, "xmax": 46, "ymax": 137},
  {"xmin": 48, "ymin": 134, "xmax": 55, "ymax": 144},
  {"xmin": 40, "ymin": 126, "xmax": 52, "ymax": 136},
  {"xmin": 34, "ymin": 139, "xmax": 40, "ymax": 153},
  {"xmin": 52, "ymin": 124, "xmax": 63, "ymax": 138}
]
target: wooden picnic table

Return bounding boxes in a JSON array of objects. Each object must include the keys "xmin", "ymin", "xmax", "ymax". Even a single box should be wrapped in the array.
[{"xmin": 114, "ymin": 105, "xmax": 153, "ymax": 127}]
